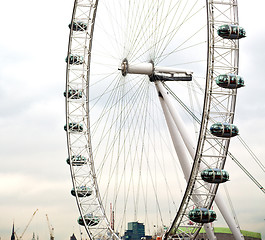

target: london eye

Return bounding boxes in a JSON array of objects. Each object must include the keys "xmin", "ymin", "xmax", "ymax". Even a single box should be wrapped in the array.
[{"xmin": 65, "ymin": 0, "xmax": 247, "ymax": 239}]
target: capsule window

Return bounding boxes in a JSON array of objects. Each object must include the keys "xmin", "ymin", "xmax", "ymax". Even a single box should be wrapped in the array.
[
  {"xmin": 224, "ymin": 126, "xmax": 230, "ymax": 133},
  {"xmin": 239, "ymin": 28, "xmax": 246, "ymax": 37},
  {"xmin": 231, "ymin": 26, "xmax": 238, "ymax": 34},
  {"xmin": 230, "ymin": 76, "xmax": 237, "ymax": 84},
  {"xmin": 214, "ymin": 124, "xmax": 222, "ymax": 130},
  {"xmin": 231, "ymin": 126, "xmax": 238, "ymax": 134},
  {"xmin": 215, "ymin": 173, "xmax": 221, "ymax": 180},
  {"xmin": 223, "ymin": 171, "xmax": 229, "ymax": 179}
]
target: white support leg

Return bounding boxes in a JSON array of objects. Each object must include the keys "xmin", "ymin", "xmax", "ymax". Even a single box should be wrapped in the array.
[
  {"xmin": 155, "ymin": 81, "xmax": 195, "ymax": 158},
  {"xmin": 156, "ymin": 86, "xmax": 192, "ymax": 182},
  {"xmin": 156, "ymin": 82, "xmax": 244, "ymax": 240},
  {"xmin": 155, "ymin": 82, "xmax": 217, "ymax": 240},
  {"xmin": 214, "ymin": 194, "xmax": 244, "ymax": 240}
]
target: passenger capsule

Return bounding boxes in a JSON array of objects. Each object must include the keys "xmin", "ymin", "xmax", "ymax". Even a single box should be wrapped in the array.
[
  {"xmin": 210, "ymin": 123, "xmax": 239, "ymax": 138},
  {"xmin": 64, "ymin": 123, "xmax": 83, "ymax": 132},
  {"xmin": 68, "ymin": 21, "xmax": 87, "ymax": 31},
  {"xmin": 78, "ymin": 214, "xmax": 99, "ymax": 226},
  {"xmin": 217, "ymin": 24, "xmax": 246, "ymax": 39},
  {"xmin": 201, "ymin": 168, "xmax": 229, "ymax": 183},
  {"xmin": 66, "ymin": 155, "xmax": 87, "ymax": 166},
  {"xmin": 64, "ymin": 89, "xmax": 83, "ymax": 99},
  {"xmin": 65, "ymin": 54, "xmax": 84, "ymax": 65},
  {"xmin": 216, "ymin": 74, "xmax": 244, "ymax": 89},
  {"xmin": 71, "ymin": 186, "xmax": 92, "ymax": 197},
  {"xmin": 188, "ymin": 208, "xmax": 216, "ymax": 224}
]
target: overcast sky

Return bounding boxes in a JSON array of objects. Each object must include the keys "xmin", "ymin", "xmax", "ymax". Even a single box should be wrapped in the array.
[{"xmin": 0, "ymin": 1, "xmax": 265, "ymax": 240}]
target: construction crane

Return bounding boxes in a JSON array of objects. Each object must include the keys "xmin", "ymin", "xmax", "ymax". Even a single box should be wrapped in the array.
[
  {"xmin": 17, "ymin": 209, "xmax": 38, "ymax": 240},
  {"xmin": 45, "ymin": 214, "xmax": 54, "ymax": 240}
]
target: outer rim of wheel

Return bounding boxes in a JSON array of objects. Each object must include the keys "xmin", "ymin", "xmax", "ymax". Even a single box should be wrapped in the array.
[
  {"xmin": 65, "ymin": 1, "xmax": 241, "ymax": 239},
  {"xmin": 66, "ymin": 0, "xmax": 117, "ymax": 239},
  {"xmin": 164, "ymin": 1, "xmax": 241, "ymax": 239}
]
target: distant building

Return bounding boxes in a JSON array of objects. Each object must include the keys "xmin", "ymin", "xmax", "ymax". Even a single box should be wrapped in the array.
[
  {"xmin": 123, "ymin": 222, "xmax": 145, "ymax": 240},
  {"xmin": 32, "ymin": 233, "xmax": 36, "ymax": 240},
  {"xmin": 195, "ymin": 227, "xmax": 261, "ymax": 240},
  {"xmin": 70, "ymin": 233, "xmax": 77, "ymax": 240},
  {"xmin": 11, "ymin": 223, "xmax": 15, "ymax": 240}
]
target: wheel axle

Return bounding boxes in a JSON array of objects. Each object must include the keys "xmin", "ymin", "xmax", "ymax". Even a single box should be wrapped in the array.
[{"xmin": 119, "ymin": 59, "xmax": 193, "ymax": 81}]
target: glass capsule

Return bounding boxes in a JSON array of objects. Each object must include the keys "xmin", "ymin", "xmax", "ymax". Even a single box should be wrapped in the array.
[
  {"xmin": 68, "ymin": 21, "xmax": 87, "ymax": 31},
  {"xmin": 210, "ymin": 123, "xmax": 239, "ymax": 138},
  {"xmin": 201, "ymin": 168, "xmax": 229, "ymax": 183},
  {"xmin": 78, "ymin": 214, "xmax": 99, "ymax": 226},
  {"xmin": 71, "ymin": 186, "xmax": 92, "ymax": 197},
  {"xmin": 217, "ymin": 24, "xmax": 246, "ymax": 39},
  {"xmin": 188, "ymin": 208, "xmax": 216, "ymax": 223},
  {"xmin": 216, "ymin": 74, "xmax": 244, "ymax": 89},
  {"xmin": 65, "ymin": 54, "xmax": 84, "ymax": 65},
  {"xmin": 64, "ymin": 89, "xmax": 83, "ymax": 99},
  {"xmin": 64, "ymin": 122, "xmax": 83, "ymax": 132},
  {"xmin": 66, "ymin": 155, "xmax": 87, "ymax": 166}
]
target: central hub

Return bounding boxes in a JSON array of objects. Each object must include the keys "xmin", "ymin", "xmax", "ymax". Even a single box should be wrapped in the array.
[
  {"xmin": 119, "ymin": 59, "xmax": 193, "ymax": 81},
  {"xmin": 119, "ymin": 59, "xmax": 154, "ymax": 76}
]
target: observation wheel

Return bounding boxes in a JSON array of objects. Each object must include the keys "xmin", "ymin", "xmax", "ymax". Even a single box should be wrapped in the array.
[{"xmin": 65, "ymin": 0, "xmax": 246, "ymax": 239}]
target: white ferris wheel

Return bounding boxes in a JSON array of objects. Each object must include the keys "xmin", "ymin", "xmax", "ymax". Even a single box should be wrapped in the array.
[{"xmin": 65, "ymin": 0, "xmax": 248, "ymax": 239}]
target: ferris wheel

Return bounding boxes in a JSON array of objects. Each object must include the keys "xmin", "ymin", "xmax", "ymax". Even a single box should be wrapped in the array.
[{"xmin": 65, "ymin": 0, "xmax": 246, "ymax": 239}]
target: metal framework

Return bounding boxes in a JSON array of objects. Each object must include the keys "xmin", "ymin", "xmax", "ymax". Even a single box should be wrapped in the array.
[
  {"xmin": 164, "ymin": 1, "xmax": 242, "ymax": 239},
  {"xmin": 66, "ymin": 0, "xmax": 117, "ymax": 239},
  {"xmin": 65, "ymin": 1, "xmax": 244, "ymax": 239}
]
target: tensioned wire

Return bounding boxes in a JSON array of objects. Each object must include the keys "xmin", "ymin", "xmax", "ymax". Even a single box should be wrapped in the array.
[
  {"xmin": 125, "ymin": 0, "xmax": 155, "ymax": 59},
  {"xmin": 90, "ymin": 0, "xmax": 207, "ymax": 99},
  {"xmin": 124, "ymin": 0, "xmax": 162, "ymax": 60},
  {"xmin": 87, "ymin": 65, "xmax": 187, "ymax": 231},
  {"xmin": 164, "ymin": 82, "xmax": 265, "ymax": 194},
  {"xmin": 94, "ymin": 0, "xmax": 206, "ymax": 65},
  {"xmin": 100, "ymin": 10, "xmax": 184, "ymax": 232},
  {"xmin": 128, "ymin": 0, "xmax": 183, "ymax": 62},
  {"xmin": 88, "ymin": 0, "xmax": 204, "ymax": 163},
  {"xmin": 88, "ymin": 0, "xmax": 208, "ymax": 95},
  {"xmin": 91, "ymin": 73, "xmax": 183, "ymax": 232},
  {"xmin": 157, "ymin": 25, "xmax": 206, "ymax": 66},
  {"xmin": 129, "ymin": 0, "xmax": 205, "ymax": 64},
  {"xmin": 154, "ymin": 0, "xmax": 203, "ymax": 64},
  {"xmin": 87, "ymin": 0, "xmax": 211, "ymax": 235},
  {"xmin": 99, "ymin": 78, "xmax": 149, "ymax": 197},
  {"xmin": 90, "ymin": 74, "xmax": 151, "ymax": 206}
]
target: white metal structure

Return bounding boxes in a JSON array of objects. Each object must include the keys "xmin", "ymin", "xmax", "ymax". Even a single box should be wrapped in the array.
[{"xmin": 65, "ymin": 0, "xmax": 245, "ymax": 239}]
